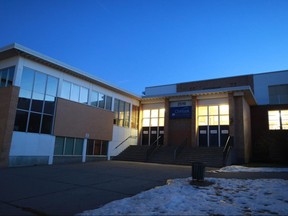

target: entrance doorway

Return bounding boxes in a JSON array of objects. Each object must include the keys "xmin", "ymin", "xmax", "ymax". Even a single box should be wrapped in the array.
[
  {"xmin": 141, "ymin": 108, "xmax": 165, "ymax": 145},
  {"xmin": 142, "ymin": 126, "xmax": 164, "ymax": 145},
  {"xmin": 198, "ymin": 105, "xmax": 229, "ymax": 147}
]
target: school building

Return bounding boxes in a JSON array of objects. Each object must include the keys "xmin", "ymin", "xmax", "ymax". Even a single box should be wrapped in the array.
[{"xmin": 0, "ymin": 43, "xmax": 287, "ymax": 167}]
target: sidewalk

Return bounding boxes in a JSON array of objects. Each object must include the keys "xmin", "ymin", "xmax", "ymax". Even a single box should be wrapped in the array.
[{"xmin": 0, "ymin": 161, "xmax": 287, "ymax": 215}]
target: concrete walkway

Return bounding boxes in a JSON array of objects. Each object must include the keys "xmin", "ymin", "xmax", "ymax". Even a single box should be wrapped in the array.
[{"xmin": 1, "ymin": 161, "xmax": 287, "ymax": 215}]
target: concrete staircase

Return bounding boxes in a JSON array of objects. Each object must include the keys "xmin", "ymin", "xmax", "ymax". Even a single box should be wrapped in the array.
[
  {"xmin": 112, "ymin": 145, "xmax": 150, "ymax": 162},
  {"xmin": 175, "ymin": 147, "xmax": 224, "ymax": 167},
  {"xmin": 112, "ymin": 145, "xmax": 224, "ymax": 167}
]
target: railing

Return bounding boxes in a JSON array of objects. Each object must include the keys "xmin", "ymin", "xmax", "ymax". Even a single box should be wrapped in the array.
[
  {"xmin": 145, "ymin": 136, "xmax": 162, "ymax": 161},
  {"xmin": 114, "ymin": 135, "xmax": 137, "ymax": 150},
  {"xmin": 174, "ymin": 138, "xmax": 187, "ymax": 160},
  {"xmin": 223, "ymin": 136, "xmax": 233, "ymax": 166}
]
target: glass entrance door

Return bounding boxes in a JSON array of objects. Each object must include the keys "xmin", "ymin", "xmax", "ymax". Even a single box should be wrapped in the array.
[{"xmin": 198, "ymin": 105, "xmax": 229, "ymax": 147}]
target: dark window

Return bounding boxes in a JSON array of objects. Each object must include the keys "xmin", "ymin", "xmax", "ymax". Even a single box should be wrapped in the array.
[
  {"xmin": 14, "ymin": 67, "xmax": 58, "ymax": 134},
  {"xmin": 0, "ymin": 66, "xmax": 15, "ymax": 87},
  {"xmin": 86, "ymin": 140, "xmax": 94, "ymax": 155},
  {"xmin": 44, "ymin": 95, "xmax": 55, "ymax": 114},
  {"xmin": 14, "ymin": 110, "xmax": 28, "ymax": 132},
  {"xmin": 31, "ymin": 92, "xmax": 44, "ymax": 112},
  {"xmin": 17, "ymin": 89, "xmax": 32, "ymax": 110},
  {"xmin": 269, "ymin": 84, "xmax": 288, "ymax": 104},
  {"xmin": 28, "ymin": 113, "xmax": 41, "ymax": 133},
  {"xmin": 54, "ymin": 137, "xmax": 65, "ymax": 155},
  {"xmin": 101, "ymin": 141, "xmax": 108, "ymax": 155},
  {"xmin": 98, "ymin": 93, "xmax": 105, "ymax": 108},
  {"xmin": 41, "ymin": 115, "xmax": 53, "ymax": 134},
  {"xmin": 105, "ymin": 96, "xmax": 112, "ymax": 110},
  {"xmin": 64, "ymin": 137, "xmax": 74, "ymax": 155},
  {"xmin": 74, "ymin": 139, "xmax": 83, "ymax": 155}
]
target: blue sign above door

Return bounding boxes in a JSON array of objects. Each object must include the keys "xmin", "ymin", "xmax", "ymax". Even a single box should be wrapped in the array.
[{"xmin": 170, "ymin": 106, "xmax": 192, "ymax": 119}]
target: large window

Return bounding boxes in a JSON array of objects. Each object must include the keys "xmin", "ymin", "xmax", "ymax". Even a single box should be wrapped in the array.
[
  {"xmin": 0, "ymin": 66, "xmax": 15, "ymax": 87},
  {"xmin": 131, "ymin": 105, "xmax": 139, "ymax": 129},
  {"xmin": 61, "ymin": 81, "xmax": 89, "ymax": 104},
  {"xmin": 90, "ymin": 90, "xmax": 112, "ymax": 111},
  {"xmin": 86, "ymin": 139, "xmax": 108, "ymax": 156},
  {"xmin": 114, "ymin": 99, "xmax": 131, "ymax": 127},
  {"xmin": 54, "ymin": 136, "xmax": 84, "ymax": 155},
  {"xmin": 269, "ymin": 84, "xmax": 288, "ymax": 104},
  {"xmin": 198, "ymin": 105, "xmax": 229, "ymax": 126},
  {"xmin": 142, "ymin": 108, "xmax": 165, "ymax": 127},
  {"xmin": 268, "ymin": 110, "xmax": 288, "ymax": 130},
  {"xmin": 14, "ymin": 67, "xmax": 58, "ymax": 134}
]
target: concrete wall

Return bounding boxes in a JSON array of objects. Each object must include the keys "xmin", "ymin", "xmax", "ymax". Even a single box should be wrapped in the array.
[
  {"xmin": 253, "ymin": 71, "xmax": 288, "ymax": 105},
  {"xmin": 9, "ymin": 132, "xmax": 55, "ymax": 166},
  {"xmin": 0, "ymin": 86, "xmax": 19, "ymax": 167}
]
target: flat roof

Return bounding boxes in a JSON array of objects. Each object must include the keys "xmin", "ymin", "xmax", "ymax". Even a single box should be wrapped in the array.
[{"xmin": 0, "ymin": 43, "xmax": 141, "ymax": 100}]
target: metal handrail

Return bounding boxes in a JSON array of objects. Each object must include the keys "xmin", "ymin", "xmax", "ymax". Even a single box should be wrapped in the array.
[
  {"xmin": 223, "ymin": 136, "xmax": 233, "ymax": 166},
  {"xmin": 174, "ymin": 138, "xmax": 187, "ymax": 160},
  {"xmin": 145, "ymin": 136, "xmax": 162, "ymax": 161},
  {"xmin": 114, "ymin": 135, "xmax": 137, "ymax": 149}
]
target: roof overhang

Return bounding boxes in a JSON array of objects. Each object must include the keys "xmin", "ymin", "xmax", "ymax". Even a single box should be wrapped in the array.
[
  {"xmin": 142, "ymin": 86, "xmax": 257, "ymax": 105},
  {"xmin": 0, "ymin": 43, "xmax": 141, "ymax": 100}
]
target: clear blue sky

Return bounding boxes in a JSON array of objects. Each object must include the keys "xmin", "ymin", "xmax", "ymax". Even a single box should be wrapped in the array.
[{"xmin": 1, "ymin": 0, "xmax": 288, "ymax": 95}]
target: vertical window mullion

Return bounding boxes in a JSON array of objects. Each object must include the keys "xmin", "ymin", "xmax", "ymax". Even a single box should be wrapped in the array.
[{"xmin": 63, "ymin": 137, "xmax": 66, "ymax": 155}]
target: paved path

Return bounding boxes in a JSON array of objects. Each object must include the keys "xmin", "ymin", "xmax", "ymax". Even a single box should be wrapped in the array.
[{"xmin": 0, "ymin": 161, "xmax": 287, "ymax": 215}]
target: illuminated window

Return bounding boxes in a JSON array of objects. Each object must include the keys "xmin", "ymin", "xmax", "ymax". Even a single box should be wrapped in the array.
[
  {"xmin": 268, "ymin": 110, "xmax": 288, "ymax": 130},
  {"xmin": 198, "ymin": 105, "xmax": 229, "ymax": 126},
  {"xmin": 142, "ymin": 108, "xmax": 165, "ymax": 127}
]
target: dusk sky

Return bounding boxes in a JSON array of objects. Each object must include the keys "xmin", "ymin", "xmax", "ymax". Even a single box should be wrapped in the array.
[{"xmin": 1, "ymin": 0, "xmax": 288, "ymax": 95}]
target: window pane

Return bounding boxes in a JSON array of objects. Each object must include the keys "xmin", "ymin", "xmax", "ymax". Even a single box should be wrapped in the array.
[
  {"xmin": 46, "ymin": 76, "xmax": 58, "ymax": 96},
  {"xmin": 74, "ymin": 139, "xmax": 83, "ymax": 155},
  {"xmin": 86, "ymin": 140, "xmax": 94, "ymax": 155},
  {"xmin": 54, "ymin": 137, "xmax": 65, "ymax": 155},
  {"xmin": 159, "ymin": 118, "xmax": 165, "ymax": 127},
  {"xmin": 31, "ymin": 92, "xmax": 44, "ymax": 112},
  {"xmin": 119, "ymin": 100, "xmax": 125, "ymax": 120},
  {"xmin": 143, "ymin": 110, "xmax": 150, "ymax": 118},
  {"xmin": 220, "ymin": 105, "xmax": 229, "ymax": 115},
  {"xmin": 44, "ymin": 95, "xmax": 55, "ymax": 114},
  {"xmin": 101, "ymin": 141, "xmax": 108, "ymax": 155},
  {"xmin": 281, "ymin": 110, "xmax": 288, "ymax": 130},
  {"xmin": 41, "ymin": 115, "xmax": 53, "ymax": 134},
  {"xmin": 0, "ymin": 69, "xmax": 7, "ymax": 87},
  {"xmin": 34, "ymin": 72, "xmax": 46, "ymax": 94},
  {"xmin": 64, "ymin": 138, "xmax": 74, "ymax": 155},
  {"xmin": 209, "ymin": 115, "xmax": 218, "ymax": 125},
  {"xmin": 198, "ymin": 116, "xmax": 208, "ymax": 126},
  {"xmin": 14, "ymin": 110, "xmax": 28, "ymax": 132},
  {"xmin": 21, "ymin": 67, "xmax": 34, "ymax": 91},
  {"xmin": 220, "ymin": 115, "xmax": 229, "ymax": 125},
  {"xmin": 198, "ymin": 106, "xmax": 207, "ymax": 116},
  {"xmin": 151, "ymin": 118, "xmax": 158, "ymax": 126},
  {"xmin": 28, "ymin": 113, "xmax": 41, "ymax": 133},
  {"xmin": 151, "ymin": 109, "xmax": 158, "ymax": 118},
  {"xmin": 80, "ymin": 87, "xmax": 88, "ymax": 104},
  {"xmin": 17, "ymin": 89, "xmax": 32, "ymax": 110},
  {"xmin": 94, "ymin": 140, "xmax": 101, "ymax": 155},
  {"xmin": 71, "ymin": 84, "xmax": 80, "ymax": 102},
  {"xmin": 7, "ymin": 67, "xmax": 15, "ymax": 86},
  {"xmin": 159, "ymin": 109, "xmax": 165, "ymax": 118},
  {"xmin": 98, "ymin": 93, "xmax": 105, "ymax": 108},
  {"xmin": 61, "ymin": 81, "xmax": 71, "ymax": 99},
  {"xmin": 268, "ymin": 110, "xmax": 280, "ymax": 130},
  {"xmin": 105, "ymin": 96, "xmax": 112, "ymax": 110},
  {"xmin": 124, "ymin": 102, "xmax": 130, "ymax": 127},
  {"xmin": 91, "ymin": 91, "xmax": 99, "ymax": 107},
  {"xmin": 209, "ymin": 106, "xmax": 218, "ymax": 115},
  {"xmin": 143, "ymin": 118, "xmax": 150, "ymax": 127}
]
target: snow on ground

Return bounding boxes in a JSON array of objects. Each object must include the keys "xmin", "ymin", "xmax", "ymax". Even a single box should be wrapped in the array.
[
  {"xmin": 212, "ymin": 165, "xmax": 288, "ymax": 173},
  {"xmin": 79, "ymin": 166, "xmax": 288, "ymax": 216}
]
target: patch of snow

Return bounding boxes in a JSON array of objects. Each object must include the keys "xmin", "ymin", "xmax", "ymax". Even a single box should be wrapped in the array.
[
  {"xmin": 214, "ymin": 165, "xmax": 288, "ymax": 173},
  {"xmin": 79, "ymin": 177, "xmax": 288, "ymax": 216}
]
